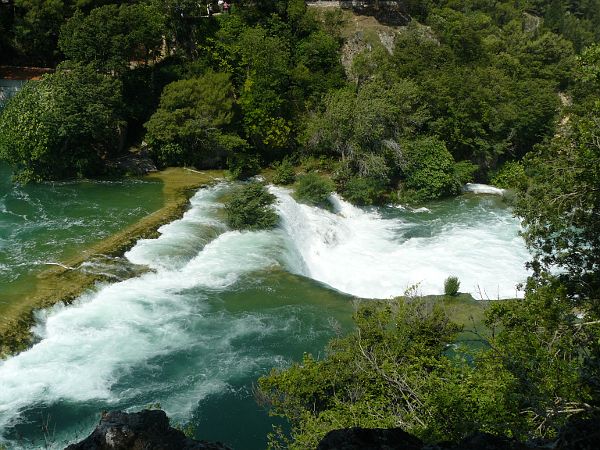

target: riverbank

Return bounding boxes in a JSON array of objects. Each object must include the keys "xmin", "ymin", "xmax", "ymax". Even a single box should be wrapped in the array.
[
  {"xmin": 0, "ymin": 168, "xmax": 224, "ymax": 357},
  {"xmin": 0, "ymin": 66, "xmax": 54, "ymax": 80}
]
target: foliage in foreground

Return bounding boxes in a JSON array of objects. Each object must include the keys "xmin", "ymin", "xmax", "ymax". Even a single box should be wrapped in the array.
[
  {"xmin": 224, "ymin": 182, "xmax": 278, "ymax": 231},
  {"xmin": 515, "ymin": 102, "xmax": 600, "ymax": 302},
  {"xmin": 258, "ymin": 281, "xmax": 599, "ymax": 448},
  {"xmin": 294, "ymin": 173, "xmax": 334, "ymax": 206},
  {"xmin": 258, "ymin": 295, "xmax": 461, "ymax": 449},
  {"xmin": 0, "ymin": 65, "xmax": 123, "ymax": 183}
]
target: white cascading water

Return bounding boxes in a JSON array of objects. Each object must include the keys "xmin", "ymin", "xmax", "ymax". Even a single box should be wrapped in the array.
[
  {"xmin": 0, "ymin": 182, "xmax": 530, "ymax": 445},
  {"xmin": 272, "ymin": 186, "xmax": 529, "ymax": 299},
  {"xmin": 0, "ymin": 185, "xmax": 286, "ymax": 435}
]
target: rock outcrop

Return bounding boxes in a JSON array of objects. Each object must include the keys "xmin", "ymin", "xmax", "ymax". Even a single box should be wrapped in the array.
[
  {"xmin": 105, "ymin": 151, "xmax": 157, "ymax": 176},
  {"xmin": 317, "ymin": 427, "xmax": 423, "ymax": 450},
  {"xmin": 65, "ymin": 410, "xmax": 231, "ymax": 450},
  {"xmin": 317, "ymin": 420, "xmax": 600, "ymax": 450},
  {"xmin": 316, "ymin": 428, "xmax": 535, "ymax": 450}
]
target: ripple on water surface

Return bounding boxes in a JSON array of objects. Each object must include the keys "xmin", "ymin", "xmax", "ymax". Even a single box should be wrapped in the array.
[
  {"xmin": 0, "ymin": 182, "xmax": 530, "ymax": 449},
  {"xmin": 0, "ymin": 164, "xmax": 163, "ymax": 296}
]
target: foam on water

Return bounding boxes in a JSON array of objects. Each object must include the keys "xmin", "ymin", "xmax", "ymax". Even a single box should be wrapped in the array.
[
  {"xmin": 272, "ymin": 186, "xmax": 529, "ymax": 299},
  {"xmin": 0, "ymin": 185, "xmax": 284, "ymax": 437},
  {"xmin": 126, "ymin": 185, "xmax": 227, "ymax": 270},
  {"xmin": 463, "ymin": 183, "xmax": 506, "ymax": 196},
  {"xmin": 0, "ymin": 182, "xmax": 531, "ymax": 446}
]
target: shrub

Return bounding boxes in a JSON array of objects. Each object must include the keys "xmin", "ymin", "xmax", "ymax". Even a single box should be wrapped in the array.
[
  {"xmin": 454, "ymin": 160, "xmax": 478, "ymax": 185},
  {"xmin": 295, "ymin": 173, "xmax": 335, "ymax": 205},
  {"xmin": 340, "ymin": 176, "xmax": 385, "ymax": 205},
  {"xmin": 224, "ymin": 182, "xmax": 278, "ymax": 230},
  {"xmin": 300, "ymin": 155, "xmax": 337, "ymax": 172},
  {"xmin": 490, "ymin": 161, "xmax": 527, "ymax": 190},
  {"xmin": 400, "ymin": 136, "xmax": 461, "ymax": 203},
  {"xmin": 444, "ymin": 276, "xmax": 461, "ymax": 296},
  {"xmin": 151, "ymin": 143, "xmax": 185, "ymax": 168},
  {"xmin": 227, "ymin": 152, "xmax": 262, "ymax": 180},
  {"xmin": 272, "ymin": 158, "xmax": 296, "ymax": 185}
]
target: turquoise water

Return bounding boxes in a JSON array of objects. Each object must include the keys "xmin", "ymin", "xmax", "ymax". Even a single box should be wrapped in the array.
[
  {"xmin": 0, "ymin": 79, "xmax": 25, "ymax": 110},
  {"xmin": 0, "ymin": 181, "xmax": 530, "ymax": 449},
  {"xmin": 0, "ymin": 163, "xmax": 164, "ymax": 311}
]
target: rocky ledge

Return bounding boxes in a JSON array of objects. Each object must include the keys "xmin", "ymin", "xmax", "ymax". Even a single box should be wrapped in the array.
[
  {"xmin": 65, "ymin": 410, "xmax": 231, "ymax": 450},
  {"xmin": 317, "ymin": 417, "xmax": 600, "ymax": 450}
]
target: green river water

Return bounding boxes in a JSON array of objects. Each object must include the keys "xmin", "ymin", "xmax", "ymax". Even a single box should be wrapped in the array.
[
  {"xmin": 0, "ymin": 163, "xmax": 164, "ymax": 311},
  {"xmin": 0, "ymin": 166, "xmax": 530, "ymax": 449}
]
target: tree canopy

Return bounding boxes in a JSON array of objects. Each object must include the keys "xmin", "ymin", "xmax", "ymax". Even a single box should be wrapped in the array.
[
  {"xmin": 144, "ymin": 71, "xmax": 243, "ymax": 168},
  {"xmin": 0, "ymin": 65, "xmax": 123, "ymax": 182},
  {"xmin": 58, "ymin": 3, "xmax": 165, "ymax": 74}
]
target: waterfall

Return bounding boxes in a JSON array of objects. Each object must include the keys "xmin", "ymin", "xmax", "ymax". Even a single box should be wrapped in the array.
[
  {"xmin": 0, "ymin": 183, "xmax": 530, "ymax": 446},
  {"xmin": 0, "ymin": 79, "xmax": 25, "ymax": 110},
  {"xmin": 272, "ymin": 186, "xmax": 529, "ymax": 299},
  {"xmin": 0, "ymin": 185, "xmax": 285, "ymax": 435}
]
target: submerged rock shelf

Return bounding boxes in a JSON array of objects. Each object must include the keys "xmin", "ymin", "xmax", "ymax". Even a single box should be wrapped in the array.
[{"xmin": 0, "ymin": 168, "xmax": 224, "ymax": 357}]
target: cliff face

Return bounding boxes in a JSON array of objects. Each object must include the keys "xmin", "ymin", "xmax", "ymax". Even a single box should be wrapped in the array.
[{"xmin": 65, "ymin": 410, "xmax": 231, "ymax": 450}]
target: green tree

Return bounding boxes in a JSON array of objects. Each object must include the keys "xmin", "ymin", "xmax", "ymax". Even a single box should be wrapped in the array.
[
  {"xmin": 224, "ymin": 182, "xmax": 278, "ymax": 230},
  {"xmin": 0, "ymin": 65, "xmax": 123, "ymax": 183},
  {"xmin": 144, "ymin": 71, "xmax": 242, "ymax": 168},
  {"xmin": 237, "ymin": 26, "xmax": 292, "ymax": 153},
  {"xmin": 478, "ymin": 278, "xmax": 599, "ymax": 438},
  {"xmin": 423, "ymin": 65, "xmax": 558, "ymax": 168},
  {"xmin": 303, "ymin": 80, "xmax": 426, "ymax": 160},
  {"xmin": 430, "ymin": 8, "xmax": 492, "ymax": 63},
  {"xmin": 59, "ymin": 3, "xmax": 165, "ymax": 75},
  {"xmin": 515, "ymin": 104, "xmax": 600, "ymax": 302},
  {"xmin": 12, "ymin": 0, "xmax": 67, "ymax": 65},
  {"xmin": 399, "ymin": 136, "xmax": 464, "ymax": 202}
]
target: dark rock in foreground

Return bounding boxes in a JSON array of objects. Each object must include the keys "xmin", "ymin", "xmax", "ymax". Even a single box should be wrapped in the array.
[
  {"xmin": 317, "ymin": 418, "xmax": 600, "ymax": 450},
  {"xmin": 317, "ymin": 427, "xmax": 423, "ymax": 450},
  {"xmin": 317, "ymin": 429, "xmax": 530, "ymax": 449},
  {"xmin": 65, "ymin": 410, "xmax": 231, "ymax": 450}
]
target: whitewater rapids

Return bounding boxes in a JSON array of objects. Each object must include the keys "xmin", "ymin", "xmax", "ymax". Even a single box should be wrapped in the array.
[
  {"xmin": 272, "ymin": 186, "xmax": 528, "ymax": 300},
  {"xmin": 0, "ymin": 183, "xmax": 530, "ymax": 445}
]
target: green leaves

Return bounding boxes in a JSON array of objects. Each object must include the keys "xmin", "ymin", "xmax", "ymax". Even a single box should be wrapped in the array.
[
  {"xmin": 257, "ymin": 297, "xmax": 463, "ymax": 448},
  {"xmin": 224, "ymin": 182, "xmax": 278, "ymax": 230},
  {"xmin": 515, "ymin": 103, "xmax": 600, "ymax": 302},
  {"xmin": 399, "ymin": 136, "xmax": 463, "ymax": 202},
  {"xmin": 58, "ymin": 3, "xmax": 165, "ymax": 75},
  {"xmin": 294, "ymin": 173, "xmax": 334, "ymax": 206},
  {"xmin": 144, "ymin": 72, "xmax": 238, "ymax": 168},
  {"xmin": 0, "ymin": 65, "xmax": 123, "ymax": 182}
]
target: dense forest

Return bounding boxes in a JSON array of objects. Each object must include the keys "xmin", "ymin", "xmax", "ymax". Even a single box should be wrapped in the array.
[
  {"xmin": 0, "ymin": 0, "xmax": 597, "ymax": 198},
  {"xmin": 1, "ymin": 0, "xmax": 600, "ymax": 448}
]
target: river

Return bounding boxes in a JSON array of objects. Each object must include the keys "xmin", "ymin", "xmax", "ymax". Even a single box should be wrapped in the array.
[
  {"xmin": 0, "ymin": 178, "xmax": 530, "ymax": 449},
  {"xmin": 0, "ymin": 79, "xmax": 25, "ymax": 110}
]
